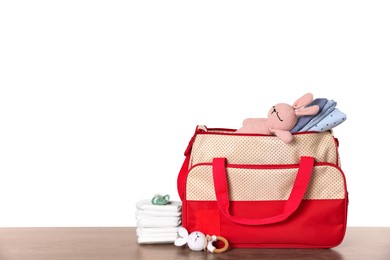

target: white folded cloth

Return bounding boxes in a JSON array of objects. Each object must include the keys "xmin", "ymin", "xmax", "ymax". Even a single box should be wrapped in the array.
[
  {"xmin": 136, "ymin": 227, "xmax": 179, "ymax": 236},
  {"xmin": 137, "ymin": 234, "xmax": 178, "ymax": 244},
  {"xmin": 138, "ymin": 232, "xmax": 178, "ymax": 238},
  {"xmin": 135, "ymin": 199, "xmax": 182, "ymax": 244},
  {"xmin": 136, "ymin": 209, "xmax": 181, "ymax": 218},
  {"xmin": 137, "ymin": 216, "xmax": 181, "ymax": 228},
  {"xmin": 136, "ymin": 200, "xmax": 182, "ymax": 212}
]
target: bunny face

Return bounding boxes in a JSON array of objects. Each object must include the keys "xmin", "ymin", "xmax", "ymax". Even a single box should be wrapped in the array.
[
  {"xmin": 187, "ymin": 231, "xmax": 206, "ymax": 251},
  {"xmin": 267, "ymin": 103, "xmax": 298, "ymax": 131}
]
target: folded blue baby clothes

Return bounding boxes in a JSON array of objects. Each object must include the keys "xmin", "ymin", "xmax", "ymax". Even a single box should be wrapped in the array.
[
  {"xmin": 290, "ymin": 98, "xmax": 328, "ymax": 133},
  {"xmin": 308, "ymin": 108, "xmax": 347, "ymax": 132},
  {"xmin": 300, "ymin": 100, "xmax": 337, "ymax": 132}
]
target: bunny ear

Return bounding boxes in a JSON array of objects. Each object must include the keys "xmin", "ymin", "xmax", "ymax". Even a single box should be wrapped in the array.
[
  {"xmin": 295, "ymin": 105, "xmax": 319, "ymax": 116},
  {"xmin": 177, "ymin": 227, "xmax": 188, "ymax": 238},
  {"xmin": 174, "ymin": 237, "xmax": 188, "ymax": 247},
  {"xmin": 293, "ymin": 93, "xmax": 314, "ymax": 109},
  {"xmin": 174, "ymin": 227, "xmax": 189, "ymax": 246}
]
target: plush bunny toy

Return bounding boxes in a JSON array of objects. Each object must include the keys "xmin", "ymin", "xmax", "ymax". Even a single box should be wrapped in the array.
[
  {"xmin": 236, "ymin": 93, "xmax": 319, "ymax": 143},
  {"xmin": 174, "ymin": 227, "xmax": 229, "ymax": 253}
]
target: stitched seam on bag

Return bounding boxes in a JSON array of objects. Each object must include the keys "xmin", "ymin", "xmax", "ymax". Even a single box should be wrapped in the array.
[
  {"xmin": 186, "ymin": 165, "xmax": 345, "ymax": 200},
  {"xmin": 190, "ymin": 132, "xmax": 337, "ymax": 166}
]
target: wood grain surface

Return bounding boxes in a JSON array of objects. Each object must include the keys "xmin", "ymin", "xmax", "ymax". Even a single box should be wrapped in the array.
[{"xmin": 0, "ymin": 227, "xmax": 389, "ymax": 260}]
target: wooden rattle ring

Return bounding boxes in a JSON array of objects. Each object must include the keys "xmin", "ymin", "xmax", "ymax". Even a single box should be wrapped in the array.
[{"xmin": 212, "ymin": 236, "xmax": 229, "ymax": 253}]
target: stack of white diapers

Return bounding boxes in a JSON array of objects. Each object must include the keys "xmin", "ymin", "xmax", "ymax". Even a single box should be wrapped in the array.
[{"xmin": 136, "ymin": 199, "xmax": 182, "ymax": 244}]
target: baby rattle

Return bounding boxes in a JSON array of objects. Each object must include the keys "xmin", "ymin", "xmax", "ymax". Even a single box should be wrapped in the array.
[{"xmin": 174, "ymin": 227, "xmax": 229, "ymax": 253}]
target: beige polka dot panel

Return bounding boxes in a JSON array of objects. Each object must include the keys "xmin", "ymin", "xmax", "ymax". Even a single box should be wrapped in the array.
[
  {"xmin": 189, "ymin": 131, "xmax": 338, "ymax": 168},
  {"xmin": 186, "ymin": 164, "xmax": 345, "ymax": 201}
]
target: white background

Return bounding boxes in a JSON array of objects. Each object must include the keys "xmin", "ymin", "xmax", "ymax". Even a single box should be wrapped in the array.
[{"xmin": 0, "ymin": 1, "xmax": 389, "ymax": 227}]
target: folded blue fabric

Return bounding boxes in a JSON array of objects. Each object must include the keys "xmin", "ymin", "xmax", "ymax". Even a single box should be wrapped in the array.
[
  {"xmin": 308, "ymin": 108, "xmax": 347, "ymax": 132},
  {"xmin": 299, "ymin": 100, "xmax": 337, "ymax": 132},
  {"xmin": 290, "ymin": 98, "xmax": 328, "ymax": 133}
]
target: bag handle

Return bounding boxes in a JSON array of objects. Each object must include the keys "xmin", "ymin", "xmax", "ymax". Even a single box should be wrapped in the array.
[{"xmin": 212, "ymin": 156, "xmax": 315, "ymax": 225}]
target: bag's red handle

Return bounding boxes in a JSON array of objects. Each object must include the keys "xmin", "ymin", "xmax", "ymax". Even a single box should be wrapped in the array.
[{"xmin": 212, "ymin": 156, "xmax": 315, "ymax": 225}]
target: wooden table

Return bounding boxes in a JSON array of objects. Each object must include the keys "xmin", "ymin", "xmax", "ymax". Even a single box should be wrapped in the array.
[{"xmin": 0, "ymin": 227, "xmax": 389, "ymax": 260}]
